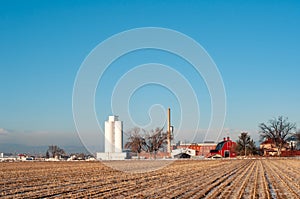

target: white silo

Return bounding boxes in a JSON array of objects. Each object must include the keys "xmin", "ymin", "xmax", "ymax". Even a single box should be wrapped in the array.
[
  {"xmin": 104, "ymin": 118, "xmax": 114, "ymax": 153},
  {"xmin": 97, "ymin": 115, "xmax": 126, "ymax": 160},
  {"xmin": 104, "ymin": 115, "xmax": 123, "ymax": 153},
  {"xmin": 114, "ymin": 120, "xmax": 123, "ymax": 153}
]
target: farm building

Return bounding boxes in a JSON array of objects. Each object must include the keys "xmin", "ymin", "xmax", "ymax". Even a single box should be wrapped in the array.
[
  {"xmin": 206, "ymin": 137, "xmax": 237, "ymax": 158},
  {"xmin": 260, "ymin": 139, "xmax": 282, "ymax": 156},
  {"xmin": 17, "ymin": 154, "xmax": 35, "ymax": 161},
  {"xmin": 171, "ymin": 148, "xmax": 196, "ymax": 158},
  {"xmin": 260, "ymin": 138, "xmax": 300, "ymax": 157},
  {"xmin": 286, "ymin": 135, "xmax": 300, "ymax": 150},
  {"xmin": 173, "ymin": 141, "xmax": 217, "ymax": 157}
]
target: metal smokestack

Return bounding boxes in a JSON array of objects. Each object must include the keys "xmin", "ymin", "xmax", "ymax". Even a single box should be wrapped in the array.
[{"xmin": 167, "ymin": 108, "xmax": 171, "ymax": 155}]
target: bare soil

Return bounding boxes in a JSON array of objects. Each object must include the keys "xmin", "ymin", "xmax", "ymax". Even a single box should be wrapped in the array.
[{"xmin": 1, "ymin": 159, "xmax": 299, "ymax": 198}]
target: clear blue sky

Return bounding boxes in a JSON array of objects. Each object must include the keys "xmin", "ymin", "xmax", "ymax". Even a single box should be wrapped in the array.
[{"xmin": 1, "ymin": 0, "xmax": 299, "ymax": 149}]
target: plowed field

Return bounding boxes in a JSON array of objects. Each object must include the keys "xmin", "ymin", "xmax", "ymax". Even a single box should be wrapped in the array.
[{"xmin": 1, "ymin": 159, "xmax": 299, "ymax": 198}]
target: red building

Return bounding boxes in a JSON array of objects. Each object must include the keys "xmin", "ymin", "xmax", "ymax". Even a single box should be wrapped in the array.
[{"xmin": 207, "ymin": 137, "xmax": 237, "ymax": 158}]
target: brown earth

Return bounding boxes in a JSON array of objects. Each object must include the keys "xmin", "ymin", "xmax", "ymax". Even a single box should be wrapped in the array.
[{"xmin": 1, "ymin": 159, "xmax": 299, "ymax": 198}]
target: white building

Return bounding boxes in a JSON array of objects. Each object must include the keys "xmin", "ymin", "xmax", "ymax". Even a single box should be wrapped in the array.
[
  {"xmin": 97, "ymin": 116, "xmax": 127, "ymax": 160},
  {"xmin": 171, "ymin": 148, "xmax": 196, "ymax": 158}
]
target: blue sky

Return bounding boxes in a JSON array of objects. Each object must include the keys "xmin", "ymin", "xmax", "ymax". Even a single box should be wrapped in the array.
[{"xmin": 1, "ymin": 1, "xmax": 300, "ymax": 150}]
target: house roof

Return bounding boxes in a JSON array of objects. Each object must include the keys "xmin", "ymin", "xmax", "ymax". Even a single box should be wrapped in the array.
[{"xmin": 261, "ymin": 138, "xmax": 274, "ymax": 145}]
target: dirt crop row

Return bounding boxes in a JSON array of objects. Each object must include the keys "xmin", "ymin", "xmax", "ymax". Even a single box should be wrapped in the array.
[{"xmin": 0, "ymin": 159, "xmax": 299, "ymax": 198}]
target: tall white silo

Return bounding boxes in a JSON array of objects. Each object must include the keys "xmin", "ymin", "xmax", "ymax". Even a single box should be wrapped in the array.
[
  {"xmin": 104, "ymin": 115, "xmax": 123, "ymax": 153},
  {"xmin": 105, "ymin": 120, "xmax": 114, "ymax": 153},
  {"xmin": 114, "ymin": 120, "xmax": 123, "ymax": 153}
]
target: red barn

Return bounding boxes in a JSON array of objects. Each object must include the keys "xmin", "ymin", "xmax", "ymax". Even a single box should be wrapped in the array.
[{"xmin": 208, "ymin": 137, "xmax": 236, "ymax": 158}]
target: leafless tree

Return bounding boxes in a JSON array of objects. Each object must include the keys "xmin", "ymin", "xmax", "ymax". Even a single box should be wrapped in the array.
[
  {"xmin": 143, "ymin": 127, "xmax": 168, "ymax": 159},
  {"xmin": 47, "ymin": 145, "xmax": 66, "ymax": 158},
  {"xmin": 259, "ymin": 116, "xmax": 296, "ymax": 156},
  {"xmin": 125, "ymin": 127, "xmax": 168, "ymax": 159},
  {"xmin": 125, "ymin": 128, "xmax": 145, "ymax": 159}
]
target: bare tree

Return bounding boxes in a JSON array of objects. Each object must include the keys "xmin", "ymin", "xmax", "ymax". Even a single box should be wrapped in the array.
[
  {"xmin": 143, "ymin": 127, "xmax": 168, "ymax": 159},
  {"xmin": 125, "ymin": 128, "xmax": 144, "ymax": 159},
  {"xmin": 47, "ymin": 145, "xmax": 66, "ymax": 158},
  {"xmin": 259, "ymin": 116, "xmax": 296, "ymax": 156},
  {"xmin": 125, "ymin": 127, "xmax": 168, "ymax": 159}
]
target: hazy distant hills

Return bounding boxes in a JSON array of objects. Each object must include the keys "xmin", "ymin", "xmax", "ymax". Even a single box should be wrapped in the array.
[{"xmin": 0, "ymin": 143, "xmax": 91, "ymax": 155}]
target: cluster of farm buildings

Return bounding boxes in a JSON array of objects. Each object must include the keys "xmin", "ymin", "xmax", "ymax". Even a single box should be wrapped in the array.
[
  {"xmin": 96, "ymin": 115, "xmax": 300, "ymax": 160},
  {"xmin": 128, "ymin": 136, "xmax": 300, "ymax": 159},
  {"xmin": 1, "ymin": 115, "xmax": 300, "ymax": 162}
]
